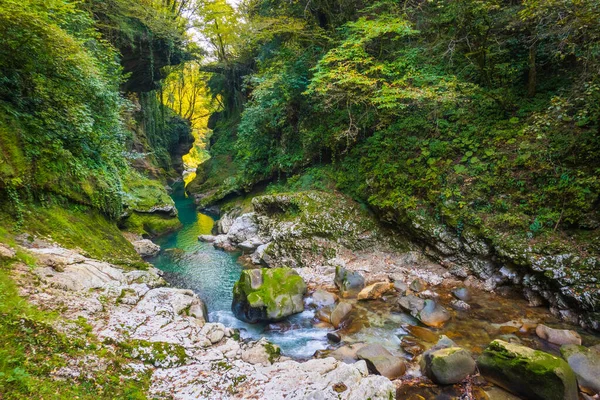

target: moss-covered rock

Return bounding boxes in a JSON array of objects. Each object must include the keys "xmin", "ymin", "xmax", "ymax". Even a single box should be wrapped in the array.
[
  {"xmin": 232, "ymin": 267, "xmax": 307, "ymax": 323},
  {"xmin": 477, "ymin": 339, "xmax": 578, "ymax": 400},
  {"xmin": 420, "ymin": 347, "xmax": 475, "ymax": 385}
]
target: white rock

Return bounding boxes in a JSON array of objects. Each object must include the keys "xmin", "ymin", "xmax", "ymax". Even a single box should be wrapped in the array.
[{"xmin": 132, "ymin": 239, "xmax": 160, "ymax": 257}]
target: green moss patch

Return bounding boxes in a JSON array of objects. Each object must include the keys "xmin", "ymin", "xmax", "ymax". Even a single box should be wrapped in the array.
[{"xmin": 119, "ymin": 212, "xmax": 182, "ymax": 238}]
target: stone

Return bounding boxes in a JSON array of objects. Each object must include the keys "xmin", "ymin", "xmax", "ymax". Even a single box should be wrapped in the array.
[
  {"xmin": 393, "ymin": 280, "xmax": 408, "ymax": 295},
  {"xmin": 334, "ymin": 266, "xmax": 365, "ymax": 298},
  {"xmin": 356, "ymin": 344, "xmax": 406, "ymax": 380},
  {"xmin": 398, "ymin": 295, "xmax": 425, "ymax": 315},
  {"xmin": 357, "ymin": 282, "xmax": 393, "ymax": 301},
  {"xmin": 327, "ymin": 332, "xmax": 342, "ymax": 343},
  {"xmin": 536, "ymin": 324, "xmax": 581, "ymax": 346},
  {"xmin": 560, "ymin": 344, "xmax": 600, "ymax": 394},
  {"xmin": 409, "ymin": 279, "xmax": 425, "ymax": 292},
  {"xmin": 450, "ymin": 299, "xmax": 471, "ymax": 311},
  {"xmin": 419, "ymin": 299, "xmax": 451, "ymax": 328},
  {"xmin": 400, "ymin": 337, "xmax": 424, "ymax": 356},
  {"xmin": 241, "ymin": 338, "xmax": 281, "ymax": 365},
  {"xmin": 451, "ymin": 287, "xmax": 471, "ymax": 301},
  {"xmin": 406, "ymin": 325, "xmax": 439, "ymax": 343},
  {"xmin": 227, "ymin": 213, "xmax": 259, "ymax": 244},
  {"xmin": 420, "ymin": 347, "xmax": 476, "ymax": 384},
  {"xmin": 232, "ymin": 267, "xmax": 307, "ymax": 323},
  {"xmin": 331, "ymin": 302, "xmax": 353, "ymax": 328},
  {"xmin": 251, "ymin": 243, "xmax": 269, "ymax": 265},
  {"xmin": 198, "ymin": 234, "xmax": 216, "ymax": 242},
  {"xmin": 132, "ymin": 239, "xmax": 160, "ymax": 257},
  {"xmin": 477, "ymin": 339, "xmax": 578, "ymax": 400},
  {"xmin": 0, "ymin": 244, "xmax": 16, "ymax": 258},
  {"xmin": 311, "ymin": 289, "xmax": 338, "ymax": 308},
  {"xmin": 329, "ymin": 343, "xmax": 367, "ymax": 363},
  {"xmin": 238, "ymin": 237, "xmax": 264, "ymax": 253}
]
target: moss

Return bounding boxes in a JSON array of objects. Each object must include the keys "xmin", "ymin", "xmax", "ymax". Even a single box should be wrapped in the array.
[
  {"xmin": 119, "ymin": 212, "xmax": 181, "ymax": 237},
  {"xmin": 263, "ymin": 342, "xmax": 281, "ymax": 364},
  {"xmin": 233, "ymin": 267, "xmax": 307, "ymax": 322},
  {"xmin": 235, "ymin": 268, "xmax": 306, "ymax": 319},
  {"xmin": 121, "ymin": 170, "xmax": 174, "ymax": 212},
  {"xmin": 120, "ymin": 339, "xmax": 187, "ymax": 368},
  {"xmin": 0, "ymin": 199, "xmax": 141, "ymax": 266}
]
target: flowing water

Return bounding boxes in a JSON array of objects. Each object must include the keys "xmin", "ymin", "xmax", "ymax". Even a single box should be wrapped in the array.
[
  {"xmin": 150, "ymin": 184, "xmax": 600, "ymax": 366},
  {"xmin": 149, "ymin": 184, "xmax": 329, "ymax": 358}
]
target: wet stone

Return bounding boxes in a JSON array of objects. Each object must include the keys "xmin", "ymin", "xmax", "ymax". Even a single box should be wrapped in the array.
[
  {"xmin": 327, "ymin": 332, "xmax": 342, "ymax": 343},
  {"xmin": 451, "ymin": 287, "xmax": 471, "ymax": 302},
  {"xmin": 536, "ymin": 324, "xmax": 582, "ymax": 346},
  {"xmin": 356, "ymin": 344, "xmax": 406, "ymax": 380},
  {"xmin": 450, "ymin": 299, "xmax": 471, "ymax": 311}
]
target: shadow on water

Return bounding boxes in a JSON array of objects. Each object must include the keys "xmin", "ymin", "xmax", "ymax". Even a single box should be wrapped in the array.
[{"xmin": 149, "ymin": 183, "xmax": 329, "ymax": 358}]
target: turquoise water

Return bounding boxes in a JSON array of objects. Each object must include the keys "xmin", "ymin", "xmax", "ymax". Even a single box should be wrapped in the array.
[{"xmin": 149, "ymin": 184, "xmax": 328, "ymax": 358}]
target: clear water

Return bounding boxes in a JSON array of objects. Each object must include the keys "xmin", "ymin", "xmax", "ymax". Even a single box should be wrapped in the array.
[{"xmin": 149, "ymin": 184, "xmax": 329, "ymax": 358}]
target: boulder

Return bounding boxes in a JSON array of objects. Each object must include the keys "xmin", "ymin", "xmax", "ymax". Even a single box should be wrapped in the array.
[
  {"xmin": 393, "ymin": 280, "xmax": 408, "ymax": 295},
  {"xmin": 419, "ymin": 299, "xmax": 451, "ymax": 328},
  {"xmin": 560, "ymin": 344, "xmax": 600, "ymax": 394},
  {"xmin": 477, "ymin": 339, "xmax": 578, "ymax": 400},
  {"xmin": 227, "ymin": 213, "xmax": 259, "ymax": 244},
  {"xmin": 238, "ymin": 237, "xmax": 264, "ymax": 253},
  {"xmin": 334, "ymin": 266, "xmax": 365, "ymax": 298},
  {"xmin": 327, "ymin": 332, "xmax": 342, "ymax": 343},
  {"xmin": 232, "ymin": 267, "xmax": 307, "ymax": 323},
  {"xmin": 357, "ymin": 282, "xmax": 394, "ymax": 301},
  {"xmin": 536, "ymin": 324, "xmax": 582, "ymax": 346},
  {"xmin": 356, "ymin": 344, "xmax": 406, "ymax": 380},
  {"xmin": 132, "ymin": 239, "xmax": 160, "ymax": 258},
  {"xmin": 311, "ymin": 289, "xmax": 338, "ymax": 308},
  {"xmin": 420, "ymin": 347, "xmax": 476, "ymax": 384},
  {"xmin": 330, "ymin": 302, "xmax": 353, "ymax": 328}
]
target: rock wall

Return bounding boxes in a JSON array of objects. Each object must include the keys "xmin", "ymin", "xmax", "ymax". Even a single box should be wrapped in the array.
[{"xmin": 377, "ymin": 207, "xmax": 600, "ymax": 331}]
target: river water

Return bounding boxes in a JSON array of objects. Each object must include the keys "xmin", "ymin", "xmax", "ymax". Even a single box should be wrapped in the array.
[{"xmin": 149, "ymin": 184, "xmax": 328, "ymax": 358}]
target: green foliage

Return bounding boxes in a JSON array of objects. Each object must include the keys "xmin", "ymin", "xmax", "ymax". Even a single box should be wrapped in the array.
[
  {"xmin": 197, "ymin": 0, "xmax": 600, "ymax": 251},
  {"xmin": 0, "ymin": 0, "xmax": 125, "ymax": 218}
]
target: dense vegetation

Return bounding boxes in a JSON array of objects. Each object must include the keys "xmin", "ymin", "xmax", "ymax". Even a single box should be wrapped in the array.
[
  {"xmin": 194, "ymin": 0, "xmax": 600, "ymax": 250},
  {"xmin": 0, "ymin": 0, "xmax": 192, "ymax": 224},
  {"xmin": 0, "ymin": 0, "xmax": 200, "ymax": 397}
]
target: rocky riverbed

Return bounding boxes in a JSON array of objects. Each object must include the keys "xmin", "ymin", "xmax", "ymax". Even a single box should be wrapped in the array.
[
  {"xmin": 2, "ymin": 189, "xmax": 599, "ymax": 399},
  {"xmin": 195, "ymin": 190, "xmax": 600, "ymax": 399}
]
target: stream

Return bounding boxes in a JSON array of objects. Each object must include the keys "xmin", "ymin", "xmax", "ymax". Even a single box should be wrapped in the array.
[
  {"xmin": 149, "ymin": 184, "xmax": 328, "ymax": 358},
  {"xmin": 150, "ymin": 184, "xmax": 600, "ymax": 367}
]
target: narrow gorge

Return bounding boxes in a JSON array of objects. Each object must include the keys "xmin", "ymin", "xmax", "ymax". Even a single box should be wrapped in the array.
[{"xmin": 1, "ymin": 1, "xmax": 599, "ymax": 399}]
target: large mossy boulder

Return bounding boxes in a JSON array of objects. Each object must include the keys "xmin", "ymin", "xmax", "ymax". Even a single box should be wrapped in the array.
[
  {"xmin": 232, "ymin": 267, "xmax": 307, "ymax": 323},
  {"xmin": 477, "ymin": 340, "xmax": 578, "ymax": 400}
]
